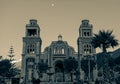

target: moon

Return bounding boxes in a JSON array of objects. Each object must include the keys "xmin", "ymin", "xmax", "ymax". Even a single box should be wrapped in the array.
[{"xmin": 51, "ymin": 3, "xmax": 55, "ymax": 7}]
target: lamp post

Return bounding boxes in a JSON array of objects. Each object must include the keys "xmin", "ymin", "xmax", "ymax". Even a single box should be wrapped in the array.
[
  {"xmin": 88, "ymin": 55, "xmax": 91, "ymax": 84},
  {"xmin": 87, "ymin": 54, "xmax": 93, "ymax": 84}
]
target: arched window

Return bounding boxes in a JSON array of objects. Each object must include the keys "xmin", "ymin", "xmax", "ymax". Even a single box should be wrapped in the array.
[
  {"xmin": 84, "ymin": 32, "xmax": 86, "ymax": 36},
  {"xmin": 56, "ymin": 47, "xmax": 59, "ymax": 54},
  {"xmin": 27, "ymin": 29, "xmax": 37, "ymax": 37},
  {"xmin": 54, "ymin": 48, "xmax": 56, "ymax": 54},
  {"xmin": 27, "ymin": 44, "xmax": 35, "ymax": 54},
  {"xmin": 29, "ymin": 58, "xmax": 34, "ymax": 62},
  {"xmin": 54, "ymin": 47, "xmax": 65, "ymax": 54},
  {"xmin": 84, "ymin": 44, "xmax": 92, "ymax": 54},
  {"xmin": 87, "ymin": 32, "xmax": 90, "ymax": 36},
  {"xmin": 54, "ymin": 47, "xmax": 59, "ymax": 54},
  {"xmin": 27, "ymin": 45, "xmax": 29, "ymax": 53},
  {"xmin": 61, "ymin": 48, "xmax": 65, "ymax": 54},
  {"xmin": 83, "ymin": 31, "xmax": 90, "ymax": 37}
]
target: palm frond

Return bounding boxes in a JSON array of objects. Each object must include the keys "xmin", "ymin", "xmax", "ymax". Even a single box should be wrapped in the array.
[{"xmin": 91, "ymin": 30, "xmax": 119, "ymax": 52}]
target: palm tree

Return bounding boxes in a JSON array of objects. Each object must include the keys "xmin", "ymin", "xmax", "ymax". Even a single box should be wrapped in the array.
[
  {"xmin": 91, "ymin": 30, "xmax": 119, "ymax": 70},
  {"xmin": 91, "ymin": 30, "xmax": 119, "ymax": 83},
  {"xmin": 91, "ymin": 30, "xmax": 118, "ymax": 53},
  {"xmin": 64, "ymin": 57, "xmax": 78, "ymax": 82}
]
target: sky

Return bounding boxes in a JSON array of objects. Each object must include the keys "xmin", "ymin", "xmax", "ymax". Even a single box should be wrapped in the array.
[{"xmin": 0, "ymin": 0, "xmax": 120, "ymax": 61}]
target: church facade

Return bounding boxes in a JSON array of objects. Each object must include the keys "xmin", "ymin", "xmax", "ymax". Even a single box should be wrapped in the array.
[{"xmin": 21, "ymin": 19, "xmax": 97, "ymax": 84}]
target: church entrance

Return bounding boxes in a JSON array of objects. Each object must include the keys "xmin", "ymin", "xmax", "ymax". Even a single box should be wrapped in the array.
[{"xmin": 54, "ymin": 60, "xmax": 65, "ymax": 82}]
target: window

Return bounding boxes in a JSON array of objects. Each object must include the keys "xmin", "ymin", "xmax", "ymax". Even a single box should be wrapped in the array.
[
  {"xmin": 83, "ymin": 22, "xmax": 86, "ymax": 26},
  {"xmin": 54, "ymin": 47, "xmax": 59, "ymax": 54},
  {"xmin": 55, "ymin": 47, "xmax": 58, "ymax": 54},
  {"xmin": 61, "ymin": 48, "xmax": 65, "ymax": 54},
  {"xmin": 54, "ymin": 47, "xmax": 65, "ymax": 54},
  {"xmin": 84, "ymin": 32, "xmax": 90, "ymax": 37},
  {"xmin": 84, "ymin": 32, "xmax": 86, "ymax": 36},
  {"xmin": 27, "ymin": 58, "xmax": 35, "ymax": 62},
  {"xmin": 83, "ymin": 22, "xmax": 88, "ymax": 26},
  {"xmin": 84, "ymin": 44, "xmax": 92, "ymax": 54},
  {"xmin": 30, "ymin": 21, "xmax": 36, "ymax": 26},
  {"xmin": 87, "ymin": 32, "xmax": 90, "ymax": 36},
  {"xmin": 27, "ymin": 29, "xmax": 37, "ymax": 36},
  {"xmin": 54, "ymin": 49, "xmax": 56, "ymax": 54},
  {"xmin": 27, "ymin": 44, "xmax": 35, "ymax": 54}
]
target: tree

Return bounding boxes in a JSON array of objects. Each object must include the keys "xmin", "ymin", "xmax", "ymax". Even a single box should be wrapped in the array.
[
  {"xmin": 91, "ymin": 30, "xmax": 118, "ymax": 53},
  {"xmin": 108, "ymin": 57, "xmax": 115, "ymax": 69},
  {"xmin": 38, "ymin": 62, "xmax": 48, "ymax": 78},
  {"xmin": 64, "ymin": 57, "xmax": 78, "ymax": 82},
  {"xmin": 116, "ymin": 76, "xmax": 120, "ymax": 84},
  {"xmin": 32, "ymin": 77, "xmax": 40, "ymax": 84},
  {"xmin": 96, "ymin": 52, "xmax": 114, "ymax": 69},
  {"xmin": 91, "ymin": 30, "xmax": 119, "ymax": 83},
  {"xmin": 81, "ymin": 59, "xmax": 96, "ymax": 78},
  {"xmin": 0, "ymin": 56, "xmax": 2, "ymax": 60},
  {"xmin": 96, "ymin": 53, "xmax": 105, "ymax": 70},
  {"xmin": 114, "ymin": 56, "xmax": 120, "ymax": 65},
  {"xmin": 8, "ymin": 46, "xmax": 15, "ymax": 61},
  {"xmin": 0, "ymin": 59, "xmax": 20, "ymax": 78},
  {"xmin": 114, "ymin": 56, "xmax": 120, "ymax": 72}
]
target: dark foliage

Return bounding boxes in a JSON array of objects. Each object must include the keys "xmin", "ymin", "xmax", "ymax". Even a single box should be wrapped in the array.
[
  {"xmin": 38, "ymin": 62, "xmax": 48, "ymax": 73},
  {"xmin": 114, "ymin": 56, "xmax": 120, "ymax": 65},
  {"xmin": 0, "ymin": 59, "xmax": 20, "ymax": 78},
  {"xmin": 91, "ymin": 30, "xmax": 119, "ymax": 53},
  {"xmin": 81, "ymin": 59, "xmax": 96, "ymax": 75},
  {"xmin": 64, "ymin": 57, "xmax": 78, "ymax": 73},
  {"xmin": 32, "ymin": 77, "xmax": 40, "ymax": 84},
  {"xmin": 38, "ymin": 62, "xmax": 48, "ymax": 78},
  {"xmin": 64, "ymin": 57, "xmax": 78, "ymax": 82}
]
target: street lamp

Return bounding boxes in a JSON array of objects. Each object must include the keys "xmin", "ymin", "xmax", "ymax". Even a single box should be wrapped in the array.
[
  {"xmin": 88, "ymin": 55, "xmax": 91, "ymax": 84},
  {"xmin": 87, "ymin": 54, "xmax": 93, "ymax": 84}
]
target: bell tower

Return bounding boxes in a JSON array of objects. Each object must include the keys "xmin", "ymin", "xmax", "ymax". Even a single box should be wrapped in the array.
[
  {"xmin": 77, "ymin": 20, "xmax": 96, "ymax": 81},
  {"xmin": 78, "ymin": 20, "xmax": 95, "ymax": 58},
  {"xmin": 21, "ymin": 19, "xmax": 42, "ymax": 84}
]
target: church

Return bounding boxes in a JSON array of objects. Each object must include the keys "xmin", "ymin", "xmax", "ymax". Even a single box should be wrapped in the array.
[{"xmin": 21, "ymin": 19, "xmax": 98, "ymax": 84}]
